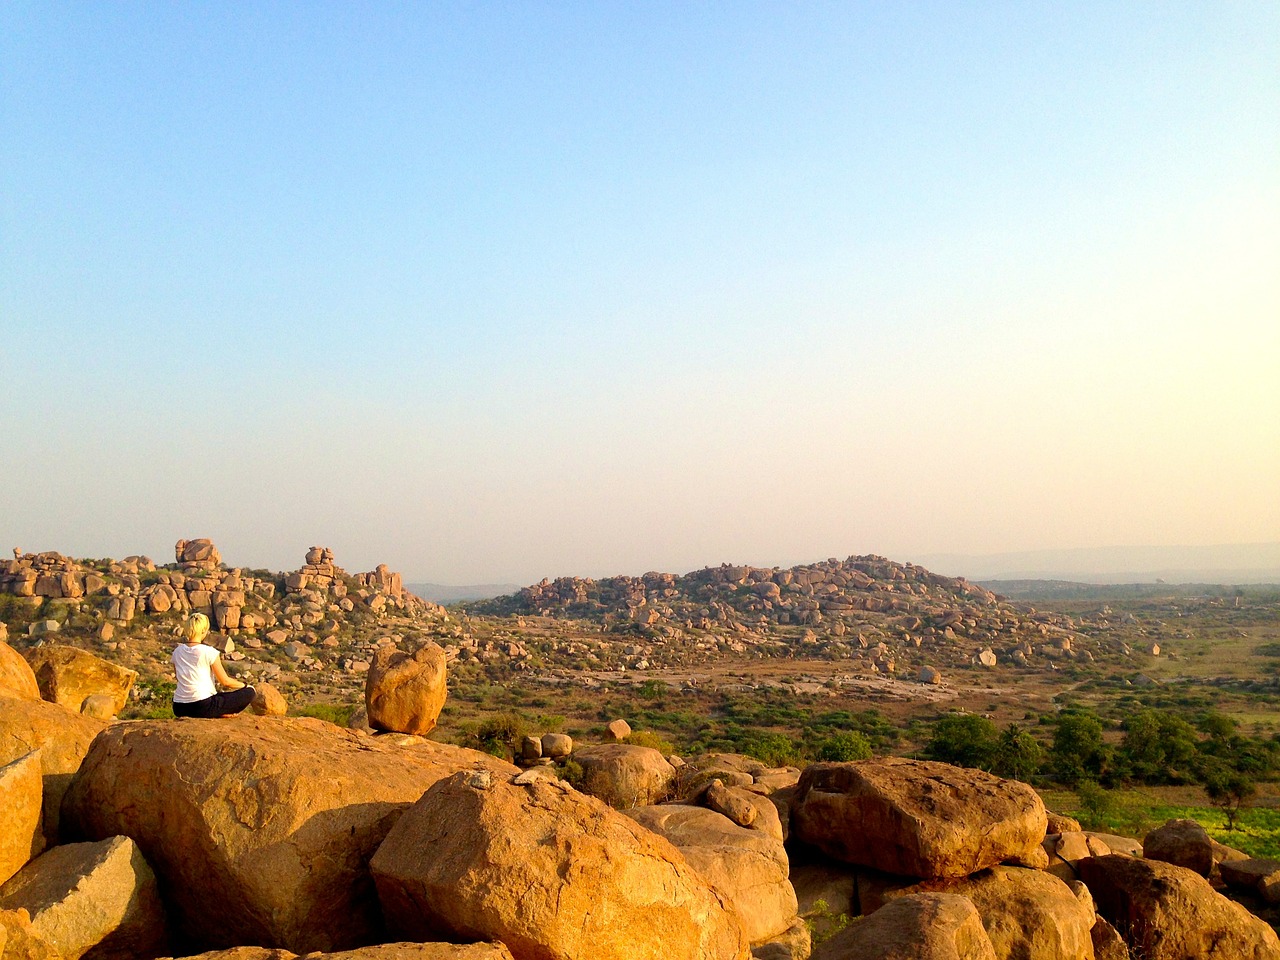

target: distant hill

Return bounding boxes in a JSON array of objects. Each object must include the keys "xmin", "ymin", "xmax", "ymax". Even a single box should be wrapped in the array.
[
  {"xmin": 463, "ymin": 554, "xmax": 1005, "ymax": 631},
  {"xmin": 406, "ymin": 582, "xmax": 521, "ymax": 603},
  {"xmin": 917, "ymin": 543, "xmax": 1280, "ymax": 584},
  {"xmin": 979, "ymin": 579, "xmax": 1280, "ymax": 602}
]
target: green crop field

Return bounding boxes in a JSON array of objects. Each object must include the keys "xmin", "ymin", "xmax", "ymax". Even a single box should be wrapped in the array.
[{"xmin": 1041, "ymin": 786, "xmax": 1280, "ymax": 860}]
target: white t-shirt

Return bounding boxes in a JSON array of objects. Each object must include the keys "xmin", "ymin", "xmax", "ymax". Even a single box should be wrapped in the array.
[{"xmin": 172, "ymin": 643, "xmax": 220, "ymax": 703}]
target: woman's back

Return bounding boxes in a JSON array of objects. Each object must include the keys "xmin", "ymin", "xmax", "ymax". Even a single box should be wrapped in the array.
[{"xmin": 172, "ymin": 643, "xmax": 219, "ymax": 703}]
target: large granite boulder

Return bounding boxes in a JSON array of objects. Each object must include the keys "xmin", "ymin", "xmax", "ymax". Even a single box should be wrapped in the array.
[
  {"xmin": 0, "ymin": 751, "xmax": 43, "ymax": 886},
  {"xmin": 893, "ymin": 867, "xmax": 1094, "ymax": 960},
  {"xmin": 0, "ymin": 835, "xmax": 167, "ymax": 960},
  {"xmin": 365, "ymin": 642, "xmax": 448, "ymax": 735},
  {"xmin": 1079, "ymin": 854, "xmax": 1280, "ymax": 960},
  {"xmin": 626, "ymin": 804, "xmax": 798, "ymax": 946},
  {"xmin": 1141, "ymin": 819, "xmax": 1216, "ymax": 876},
  {"xmin": 573, "ymin": 743, "xmax": 676, "ymax": 807},
  {"xmin": 62, "ymin": 716, "xmax": 516, "ymax": 953},
  {"xmin": 249, "ymin": 682, "xmax": 288, "ymax": 717},
  {"xmin": 704, "ymin": 780, "xmax": 785, "ymax": 841},
  {"xmin": 23, "ymin": 645, "xmax": 136, "ymax": 716},
  {"xmin": 0, "ymin": 642, "xmax": 40, "ymax": 701},
  {"xmin": 370, "ymin": 770, "xmax": 750, "ymax": 960},
  {"xmin": 0, "ymin": 695, "xmax": 104, "ymax": 844},
  {"xmin": 792, "ymin": 759, "xmax": 1046, "ymax": 879},
  {"xmin": 810, "ymin": 892, "xmax": 997, "ymax": 960},
  {"xmin": 751, "ymin": 920, "xmax": 811, "ymax": 960}
]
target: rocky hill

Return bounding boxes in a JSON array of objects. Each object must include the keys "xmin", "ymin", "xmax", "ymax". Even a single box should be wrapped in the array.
[
  {"xmin": 0, "ymin": 540, "xmax": 449, "ymax": 706},
  {"xmin": 0, "ymin": 544, "xmax": 1159, "ymax": 712},
  {"xmin": 466, "ymin": 555, "xmax": 1110, "ymax": 677}
]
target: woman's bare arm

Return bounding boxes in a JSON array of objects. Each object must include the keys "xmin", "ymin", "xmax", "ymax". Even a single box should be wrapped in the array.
[{"xmin": 211, "ymin": 656, "xmax": 246, "ymax": 690}]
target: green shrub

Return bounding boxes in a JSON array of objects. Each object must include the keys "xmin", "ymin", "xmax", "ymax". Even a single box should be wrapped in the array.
[
  {"xmin": 817, "ymin": 731, "xmax": 872, "ymax": 762},
  {"xmin": 1051, "ymin": 711, "xmax": 1109, "ymax": 786},
  {"xmin": 804, "ymin": 898, "xmax": 852, "ymax": 945},
  {"xmin": 465, "ymin": 711, "xmax": 531, "ymax": 760},
  {"xmin": 926, "ymin": 714, "xmax": 999, "ymax": 770},
  {"xmin": 637, "ymin": 679, "xmax": 666, "ymax": 700},
  {"xmin": 992, "ymin": 724, "xmax": 1043, "ymax": 781},
  {"xmin": 739, "ymin": 732, "xmax": 804, "ymax": 767},
  {"xmin": 1075, "ymin": 781, "xmax": 1114, "ymax": 828}
]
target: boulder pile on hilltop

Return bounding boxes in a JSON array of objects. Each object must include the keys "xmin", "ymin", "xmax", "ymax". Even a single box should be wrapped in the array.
[
  {"xmin": 470, "ymin": 555, "xmax": 1109, "ymax": 674},
  {"xmin": 1, "ymin": 540, "xmax": 441, "ymax": 635},
  {"xmin": 2, "ymin": 633, "xmax": 1278, "ymax": 960}
]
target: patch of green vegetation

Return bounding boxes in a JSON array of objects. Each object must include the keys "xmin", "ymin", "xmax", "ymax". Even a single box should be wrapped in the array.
[
  {"xmin": 816, "ymin": 731, "xmax": 873, "ymax": 762},
  {"xmin": 293, "ymin": 702, "xmax": 355, "ymax": 727},
  {"xmin": 804, "ymin": 897, "xmax": 853, "ymax": 945},
  {"xmin": 1041, "ymin": 787, "xmax": 1280, "ymax": 860},
  {"xmin": 119, "ymin": 679, "xmax": 176, "ymax": 720}
]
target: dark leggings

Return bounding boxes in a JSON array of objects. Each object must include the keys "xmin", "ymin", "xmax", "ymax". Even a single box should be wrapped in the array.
[{"xmin": 173, "ymin": 686, "xmax": 256, "ymax": 719}]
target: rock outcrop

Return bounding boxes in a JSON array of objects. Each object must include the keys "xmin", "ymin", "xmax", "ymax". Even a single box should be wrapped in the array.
[
  {"xmin": 364, "ymin": 642, "xmax": 448, "ymax": 735},
  {"xmin": 810, "ymin": 892, "xmax": 997, "ymax": 960},
  {"xmin": 0, "ymin": 696, "xmax": 104, "ymax": 844},
  {"xmin": 1043, "ymin": 831, "xmax": 1115, "ymax": 882},
  {"xmin": 1221, "ymin": 857, "xmax": 1280, "ymax": 902},
  {"xmin": 371, "ymin": 770, "xmax": 750, "ymax": 960},
  {"xmin": 1079, "ymin": 854, "xmax": 1280, "ymax": 960},
  {"xmin": 625, "ymin": 804, "xmax": 797, "ymax": 946},
  {"xmin": 23, "ymin": 645, "xmax": 137, "ymax": 716},
  {"xmin": 792, "ymin": 759, "xmax": 1046, "ymax": 879},
  {"xmin": 0, "ymin": 752, "xmax": 44, "ymax": 887},
  {"xmin": 249, "ymin": 682, "xmax": 288, "ymax": 717},
  {"xmin": 891, "ymin": 866, "xmax": 1094, "ymax": 960},
  {"xmin": 63, "ymin": 716, "xmax": 516, "ymax": 953},
  {"xmin": 0, "ymin": 642, "xmax": 40, "ymax": 701},
  {"xmin": 162, "ymin": 945, "xmax": 516, "ymax": 959},
  {"xmin": 1141, "ymin": 818, "xmax": 1217, "ymax": 877},
  {"xmin": 0, "ymin": 835, "xmax": 167, "ymax": 960},
  {"xmin": 0, "ymin": 907, "xmax": 61, "ymax": 959},
  {"xmin": 0, "ymin": 553, "xmax": 95, "ymax": 601},
  {"xmin": 573, "ymin": 743, "xmax": 676, "ymax": 807}
]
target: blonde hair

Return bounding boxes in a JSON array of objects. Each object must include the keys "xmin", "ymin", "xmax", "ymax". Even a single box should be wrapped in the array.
[{"xmin": 183, "ymin": 613, "xmax": 210, "ymax": 644}]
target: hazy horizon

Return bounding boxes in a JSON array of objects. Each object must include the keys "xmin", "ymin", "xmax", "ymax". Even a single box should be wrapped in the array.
[{"xmin": 4, "ymin": 4, "xmax": 1277, "ymax": 583}]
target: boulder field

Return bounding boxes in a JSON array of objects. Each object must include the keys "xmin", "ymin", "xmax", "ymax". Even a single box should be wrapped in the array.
[
  {"xmin": 371, "ymin": 771, "xmax": 750, "ymax": 960},
  {"xmin": 62, "ymin": 716, "xmax": 517, "ymax": 953}
]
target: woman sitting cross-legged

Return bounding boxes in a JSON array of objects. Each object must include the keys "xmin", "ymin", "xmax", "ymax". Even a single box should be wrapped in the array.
[{"xmin": 171, "ymin": 612, "xmax": 255, "ymax": 718}]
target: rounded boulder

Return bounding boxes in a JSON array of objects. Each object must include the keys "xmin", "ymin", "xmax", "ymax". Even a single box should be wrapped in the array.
[
  {"xmin": 371, "ymin": 771, "xmax": 750, "ymax": 960},
  {"xmin": 365, "ymin": 642, "xmax": 448, "ymax": 736}
]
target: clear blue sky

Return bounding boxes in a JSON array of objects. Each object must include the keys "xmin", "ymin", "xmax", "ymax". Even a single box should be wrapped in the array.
[{"xmin": 2, "ymin": 2, "xmax": 1277, "ymax": 583}]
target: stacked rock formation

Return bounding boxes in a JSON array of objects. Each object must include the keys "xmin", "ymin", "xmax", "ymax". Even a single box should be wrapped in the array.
[
  {"xmin": 0, "ymin": 552, "xmax": 95, "ymax": 600},
  {"xmin": 165, "ymin": 538, "xmax": 261, "ymax": 632},
  {"xmin": 0, "ymin": 540, "xmax": 440, "ymax": 649},
  {"xmin": 283, "ymin": 548, "xmax": 440, "ymax": 622},
  {"xmin": 285, "ymin": 546, "xmax": 342, "ymax": 593}
]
